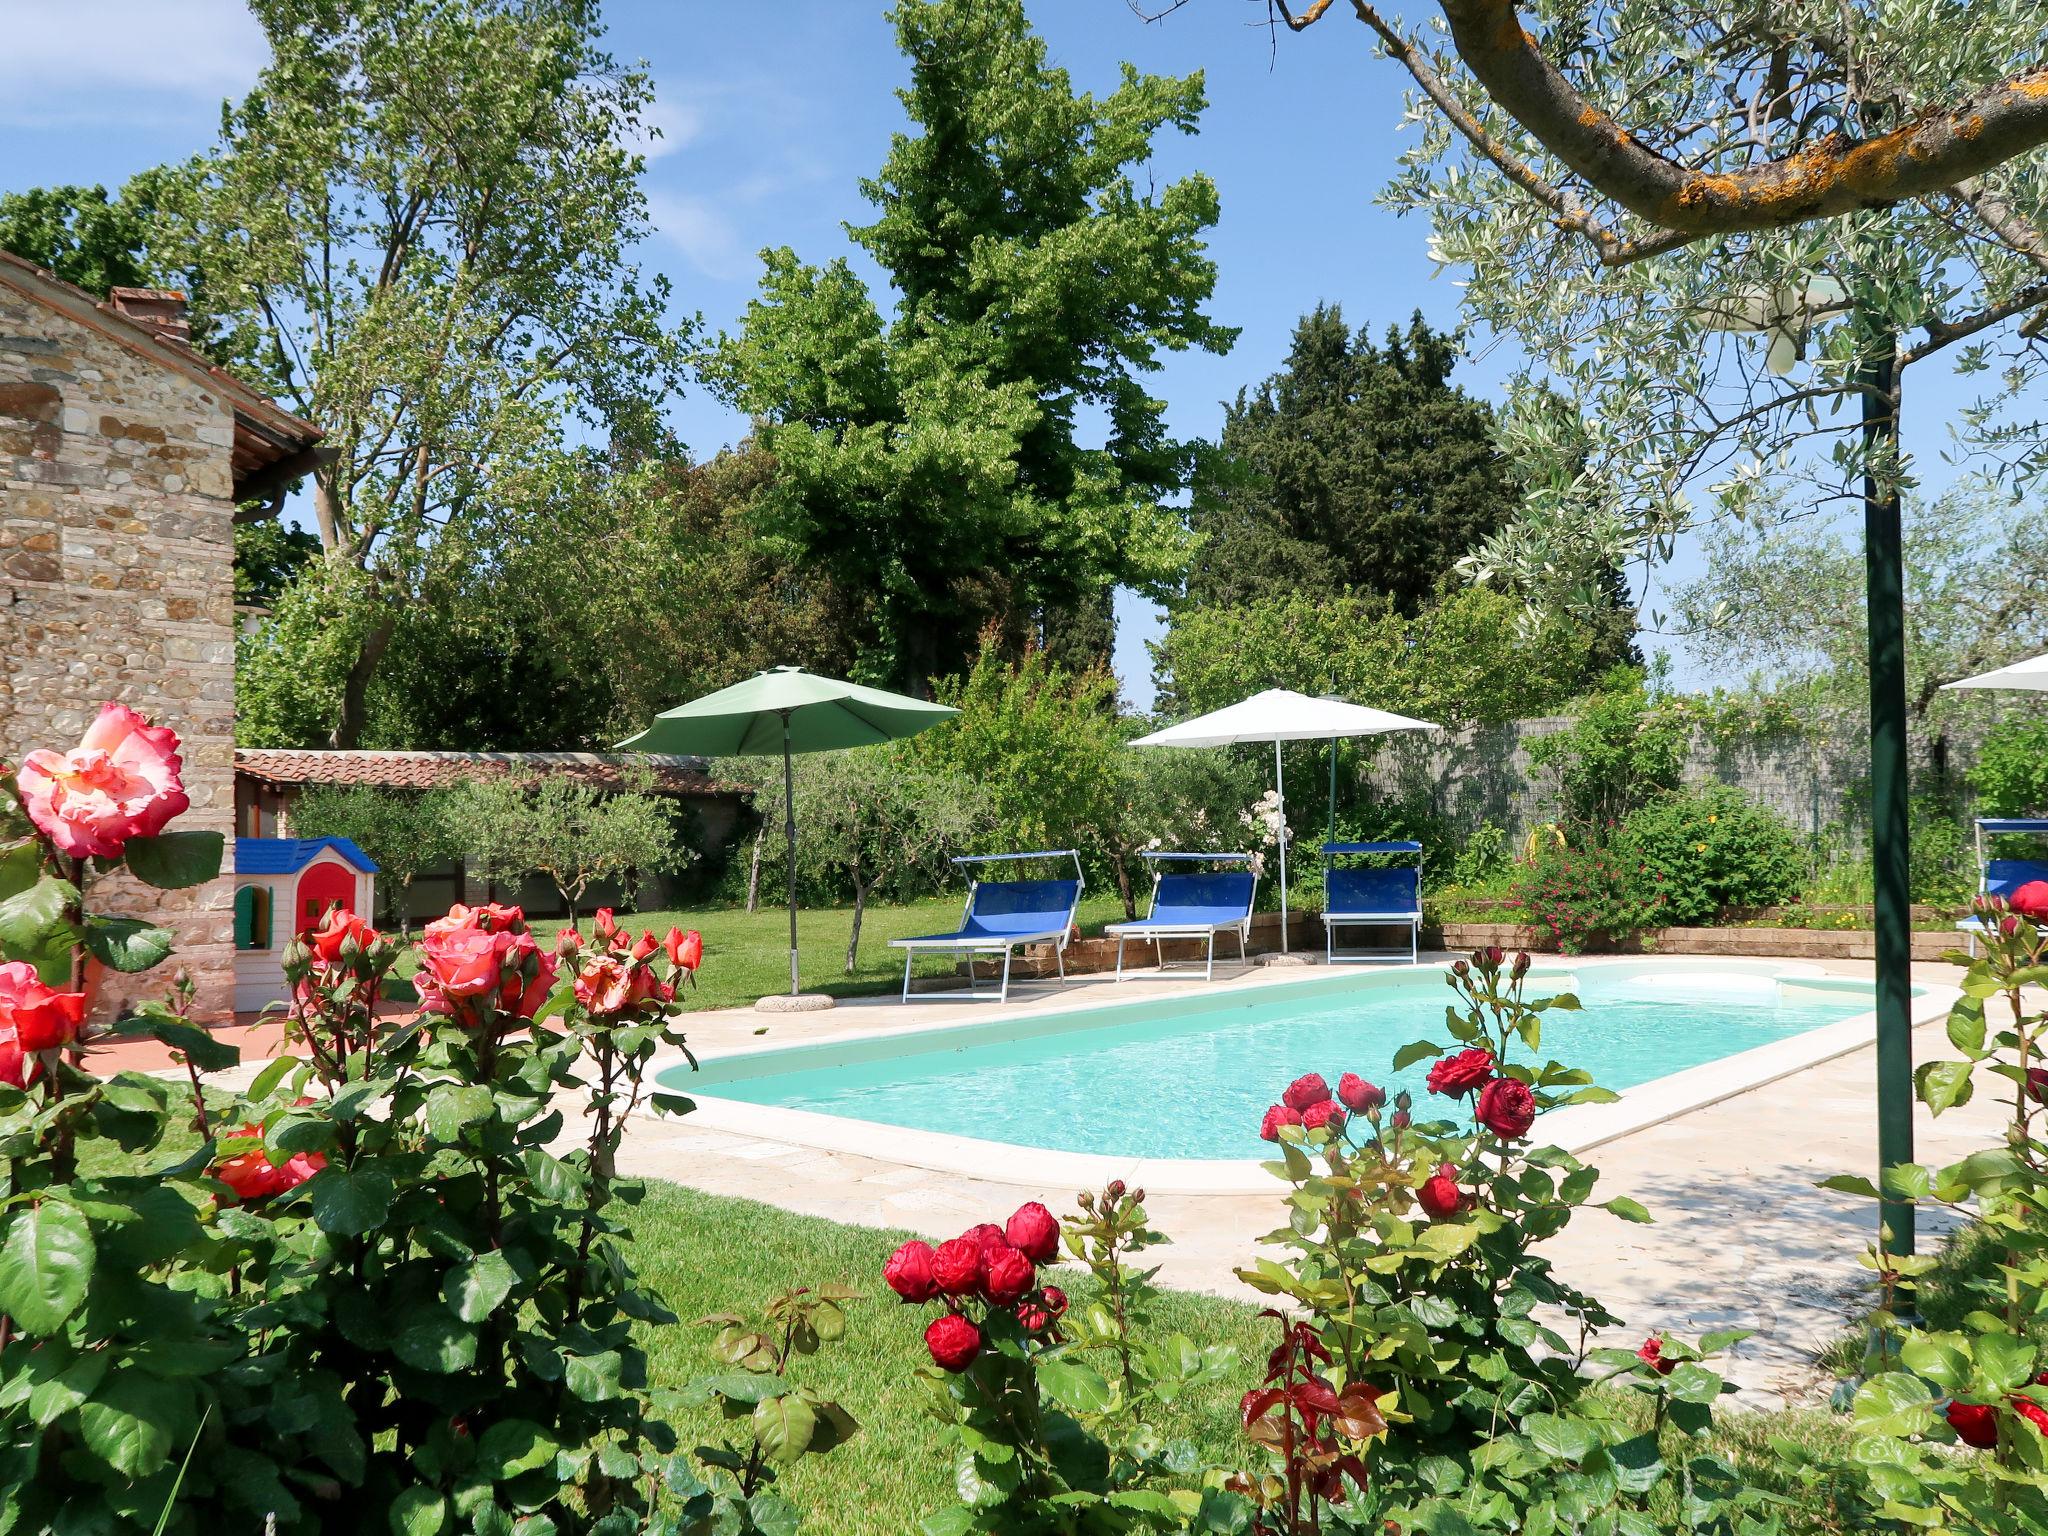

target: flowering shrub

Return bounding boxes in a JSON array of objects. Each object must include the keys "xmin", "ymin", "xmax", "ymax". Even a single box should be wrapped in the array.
[
  {"xmin": 0, "ymin": 703, "xmax": 714, "ymax": 1531},
  {"xmin": 1239, "ymin": 948, "xmax": 1770, "ymax": 1532},
  {"xmin": 1623, "ymin": 785, "xmax": 1806, "ymax": 924},
  {"xmin": 1511, "ymin": 837, "xmax": 1669, "ymax": 952},
  {"xmin": 1813, "ymin": 891, "xmax": 2048, "ymax": 1529},
  {"xmin": 882, "ymin": 1193, "xmax": 1242, "ymax": 1533}
]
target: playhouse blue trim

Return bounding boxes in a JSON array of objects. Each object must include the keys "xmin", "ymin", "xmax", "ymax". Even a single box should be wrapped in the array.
[{"xmin": 235, "ymin": 837, "xmax": 380, "ymax": 876}]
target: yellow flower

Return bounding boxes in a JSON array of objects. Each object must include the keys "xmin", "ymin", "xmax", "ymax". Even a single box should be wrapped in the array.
[
  {"xmin": 1694, "ymin": 842, "xmax": 1707, "ymax": 852},
  {"xmin": 1708, "ymin": 814, "xmax": 1718, "ymax": 823}
]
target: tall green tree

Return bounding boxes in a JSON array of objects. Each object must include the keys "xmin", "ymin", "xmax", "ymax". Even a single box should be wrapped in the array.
[
  {"xmin": 177, "ymin": 0, "xmax": 688, "ymax": 747},
  {"xmin": 708, "ymin": 0, "xmax": 1235, "ymax": 687},
  {"xmin": 1185, "ymin": 307, "xmax": 1518, "ymax": 613},
  {"xmin": 0, "ymin": 171, "xmax": 187, "ymax": 301}
]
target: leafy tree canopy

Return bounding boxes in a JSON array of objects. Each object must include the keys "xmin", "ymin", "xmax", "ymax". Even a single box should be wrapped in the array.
[
  {"xmin": 708, "ymin": 0, "xmax": 1235, "ymax": 688},
  {"xmin": 1670, "ymin": 481, "xmax": 2048, "ymax": 735},
  {"xmin": 286, "ymin": 783, "xmax": 461, "ymax": 927},
  {"xmin": 1185, "ymin": 306, "xmax": 1518, "ymax": 614},
  {"xmin": 178, "ymin": 0, "xmax": 689, "ymax": 746},
  {"xmin": 452, "ymin": 772, "xmax": 689, "ymax": 924}
]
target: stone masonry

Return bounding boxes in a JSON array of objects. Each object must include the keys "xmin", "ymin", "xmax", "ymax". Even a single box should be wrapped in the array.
[{"xmin": 0, "ymin": 262, "xmax": 318, "ymax": 1023}]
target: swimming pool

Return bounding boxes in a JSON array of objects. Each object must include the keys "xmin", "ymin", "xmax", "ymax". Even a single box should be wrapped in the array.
[{"xmin": 663, "ymin": 960, "xmax": 1889, "ymax": 1162}]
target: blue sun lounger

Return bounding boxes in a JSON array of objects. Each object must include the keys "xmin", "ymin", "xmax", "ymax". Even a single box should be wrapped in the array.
[
  {"xmin": 1323, "ymin": 841, "xmax": 1423, "ymax": 964},
  {"xmin": 1958, "ymin": 818, "xmax": 2048, "ymax": 955},
  {"xmin": 891, "ymin": 851, "xmax": 1085, "ymax": 1003},
  {"xmin": 1104, "ymin": 852, "xmax": 1258, "ymax": 981}
]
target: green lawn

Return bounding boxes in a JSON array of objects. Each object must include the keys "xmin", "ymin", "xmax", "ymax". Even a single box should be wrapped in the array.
[
  {"xmin": 531, "ymin": 892, "xmax": 1131, "ymax": 1012},
  {"xmin": 624, "ymin": 1184, "xmax": 1864, "ymax": 1535}
]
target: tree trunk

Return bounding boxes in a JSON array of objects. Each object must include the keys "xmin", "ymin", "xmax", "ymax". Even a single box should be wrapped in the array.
[
  {"xmin": 1113, "ymin": 854, "xmax": 1137, "ymax": 921},
  {"xmin": 846, "ymin": 877, "xmax": 868, "ymax": 974},
  {"xmin": 330, "ymin": 612, "xmax": 397, "ymax": 749},
  {"xmin": 745, "ymin": 822, "xmax": 766, "ymax": 914}
]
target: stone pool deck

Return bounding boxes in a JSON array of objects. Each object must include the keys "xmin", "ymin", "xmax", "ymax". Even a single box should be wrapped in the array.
[{"xmin": 602, "ymin": 953, "xmax": 2009, "ymax": 1409}]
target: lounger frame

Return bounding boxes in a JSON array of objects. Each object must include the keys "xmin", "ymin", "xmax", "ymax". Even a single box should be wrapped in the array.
[
  {"xmin": 1103, "ymin": 853, "xmax": 1258, "ymax": 982},
  {"xmin": 890, "ymin": 851, "xmax": 1085, "ymax": 1004},
  {"xmin": 1322, "ymin": 841, "xmax": 1423, "ymax": 965},
  {"xmin": 1958, "ymin": 818, "xmax": 2048, "ymax": 956}
]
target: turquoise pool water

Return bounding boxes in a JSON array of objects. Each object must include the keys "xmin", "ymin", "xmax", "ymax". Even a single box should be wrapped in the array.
[{"xmin": 674, "ymin": 964, "xmax": 1877, "ymax": 1160}]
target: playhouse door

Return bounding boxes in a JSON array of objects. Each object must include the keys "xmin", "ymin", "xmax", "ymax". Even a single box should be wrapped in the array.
[{"xmin": 296, "ymin": 861, "xmax": 356, "ymax": 934}]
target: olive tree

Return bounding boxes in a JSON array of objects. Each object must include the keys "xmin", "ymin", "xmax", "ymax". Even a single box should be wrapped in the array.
[
  {"xmin": 452, "ymin": 773, "xmax": 689, "ymax": 926},
  {"xmin": 286, "ymin": 783, "xmax": 459, "ymax": 931}
]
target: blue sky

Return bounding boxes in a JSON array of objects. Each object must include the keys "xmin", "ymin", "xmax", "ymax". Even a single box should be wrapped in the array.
[{"xmin": 1, "ymin": 0, "xmax": 1982, "ymax": 710}]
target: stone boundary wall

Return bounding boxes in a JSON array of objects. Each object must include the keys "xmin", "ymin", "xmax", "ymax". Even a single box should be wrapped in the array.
[
  {"xmin": 0, "ymin": 284, "xmax": 237, "ymax": 1021},
  {"xmin": 1363, "ymin": 711, "xmax": 2006, "ymax": 846}
]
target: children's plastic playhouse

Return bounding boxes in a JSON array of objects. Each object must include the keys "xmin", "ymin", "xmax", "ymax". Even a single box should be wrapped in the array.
[{"xmin": 232, "ymin": 837, "xmax": 378, "ymax": 1013}]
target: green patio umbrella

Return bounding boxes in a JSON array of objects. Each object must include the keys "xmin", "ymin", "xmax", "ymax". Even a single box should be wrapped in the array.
[{"xmin": 617, "ymin": 667, "xmax": 957, "ymax": 1003}]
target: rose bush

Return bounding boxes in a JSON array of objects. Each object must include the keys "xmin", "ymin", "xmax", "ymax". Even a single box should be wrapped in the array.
[
  {"xmin": 1, "ymin": 703, "xmax": 723, "ymax": 1532},
  {"xmin": 1238, "ymin": 947, "xmax": 1770, "ymax": 1532},
  {"xmin": 1807, "ymin": 889, "xmax": 2048, "ymax": 1530}
]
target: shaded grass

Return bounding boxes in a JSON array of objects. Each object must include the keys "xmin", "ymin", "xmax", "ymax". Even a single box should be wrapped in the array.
[{"xmin": 623, "ymin": 1184, "xmax": 1865, "ymax": 1535}]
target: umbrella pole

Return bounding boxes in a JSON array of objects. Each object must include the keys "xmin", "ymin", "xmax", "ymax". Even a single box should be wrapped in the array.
[
  {"xmin": 781, "ymin": 714, "xmax": 800, "ymax": 997},
  {"xmin": 1275, "ymin": 739, "xmax": 1289, "ymax": 954}
]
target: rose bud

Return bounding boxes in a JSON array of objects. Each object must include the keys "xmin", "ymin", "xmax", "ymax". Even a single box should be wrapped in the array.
[
  {"xmin": 1005, "ymin": 1202, "xmax": 1061, "ymax": 1264},
  {"xmin": 1259, "ymin": 1103, "xmax": 1304, "ymax": 1142},
  {"xmin": 931, "ymin": 1237, "xmax": 985, "ymax": 1297},
  {"xmin": 1105, "ymin": 1178, "xmax": 1125, "ymax": 1200},
  {"xmin": 1337, "ymin": 1073, "xmax": 1384, "ymax": 1113},
  {"xmin": 1282, "ymin": 1072, "xmax": 1332, "ymax": 1111},
  {"xmin": 1394, "ymin": 1090, "xmax": 1413, "ymax": 1111},
  {"xmin": 1391, "ymin": 1109, "xmax": 1412, "ymax": 1130},
  {"xmin": 925, "ymin": 1313, "xmax": 982, "ymax": 1373},
  {"xmin": 883, "ymin": 1239, "xmax": 938, "ymax": 1303},
  {"xmin": 1512, "ymin": 951, "xmax": 1532, "ymax": 979},
  {"xmin": 1417, "ymin": 1164, "xmax": 1465, "ymax": 1221},
  {"xmin": 1636, "ymin": 1337, "xmax": 1677, "ymax": 1377},
  {"xmin": 1451, "ymin": 959, "xmax": 1470, "ymax": 979},
  {"xmin": 1040, "ymin": 1285, "xmax": 1067, "ymax": 1316},
  {"xmin": 1016, "ymin": 1301, "xmax": 1052, "ymax": 1334},
  {"xmin": 982, "ymin": 1242, "xmax": 1035, "ymax": 1306},
  {"xmin": 1129, "ymin": 1187, "xmax": 1144, "ymax": 1205}
]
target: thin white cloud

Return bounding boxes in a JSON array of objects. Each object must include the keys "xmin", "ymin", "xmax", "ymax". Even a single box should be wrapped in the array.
[
  {"xmin": 646, "ymin": 189, "xmax": 754, "ymax": 284},
  {"xmin": 625, "ymin": 96, "xmax": 704, "ymax": 161},
  {"xmin": 0, "ymin": 0, "xmax": 267, "ymax": 125}
]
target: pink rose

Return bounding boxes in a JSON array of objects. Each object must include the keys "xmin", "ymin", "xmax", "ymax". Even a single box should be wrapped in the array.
[
  {"xmin": 1282, "ymin": 1073, "xmax": 1332, "ymax": 1111},
  {"xmin": 306, "ymin": 907, "xmax": 377, "ymax": 968},
  {"xmin": 1005, "ymin": 1201, "xmax": 1060, "ymax": 1263},
  {"xmin": 574, "ymin": 955, "xmax": 634, "ymax": 1015},
  {"xmin": 1475, "ymin": 1077, "xmax": 1536, "ymax": 1140},
  {"xmin": 15, "ymin": 702, "xmax": 190, "ymax": 859},
  {"xmin": 884, "ymin": 1239, "xmax": 938, "ymax": 1303},
  {"xmin": 1259, "ymin": 1103, "xmax": 1304, "ymax": 1142},
  {"xmin": 0, "ymin": 962, "xmax": 85, "ymax": 1053},
  {"xmin": 415, "ymin": 905, "xmax": 557, "ymax": 1028}
]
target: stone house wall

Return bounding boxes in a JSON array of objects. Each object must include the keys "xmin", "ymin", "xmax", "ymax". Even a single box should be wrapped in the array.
[{"xmin": 0, "ymin": 283, "xmax": 238, "ymax": 1021}]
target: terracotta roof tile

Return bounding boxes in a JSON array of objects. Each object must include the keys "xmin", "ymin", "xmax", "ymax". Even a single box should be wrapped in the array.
[{"xmin": 234, "ymin": 749, "xmax": 746, "ymax": 799}]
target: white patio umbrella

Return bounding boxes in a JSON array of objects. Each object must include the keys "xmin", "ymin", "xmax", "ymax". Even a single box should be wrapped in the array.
[
  {"xmin": 1130, "ymin": 689, "xmax": 1439, "ymax": 953},
  {"xmin": 1942, "ymin": 650, "xmax": 2048, "ymax": 692}
]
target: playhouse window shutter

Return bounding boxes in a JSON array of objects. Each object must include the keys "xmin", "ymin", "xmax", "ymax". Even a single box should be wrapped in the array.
[{"xmin": 235, "ymin": 886, "xmax": 271, "ymax": 950}]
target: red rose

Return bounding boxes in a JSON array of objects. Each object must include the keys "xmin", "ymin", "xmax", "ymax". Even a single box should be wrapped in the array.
[
  {"xmin": 665, "ymin": 927, "xmax": 703, "ymax": 971},
  {"xmin": 883, "ymin": 1239, "xmax": 938, "ymax": 1303},
  {"xmin": 2016, "ymin": 1397, "xmax": 2048, "ymax": 1436},
  {"xmin": 982, "ymin": 1242, "xmax": 1035, "ymax": 1305},
  {"xmin": 1636, "ymin": 1337, "xmax": 1677, "ymax": 1377},
  {"xmin": 306, "ymin": 906, "xmax": 377, "ymax": 966},
  {"xmin": 15, "ymin": 702, "xmax": 190, "ymax": 859},
  {"xmin": 1016, "ymin": 1300, "xmax": 1053, "ymax": 1334},
  {"xmin": 0, "ymin": 1024, "xmax": 43, "ymax": 1090},
  {"xmin": 1475, "ymin": 1077, "xmax": 1536, "ymax": 1140},
  {"xmin": 2029, "ymin": 1067, "xmax": 2048, "ymax": 1106},
  {"xmin": 1427, "ymin": 1048, "xmax": 1496, "ymax": 1098},
  {"xmin": 925, "ymin": 1313, "xmax": 982, "ymax": 1372},
  {"xmin": 962, "ymin": 1222, "xmax": 1009, "ymax": 1261},
  {"xmin": 1302, "ymin": 1099, "xmax": 1347, "ymax": 1133},
  {"xmin": 2011, "ymin": 881, "xmax": 2048, "ymax": 922},
  {"xmin": 1417, "ymin": 1163, "xmax": 1466, "ymax": 1221},
  {"xmin": 1259, "ymin": 1103, "xmax": 1304, "ymax": 1142},
  {"xmin": 1337, "ymin": 1073, "xmax": 1384, "ymax": 1112},
  {"xmin": 211, "ymin": 1127, "xmax": 325, "ymax": 1203},
  {"xmin": 1282, "ymin": 1073, "xmax": 1332, "ymax": 1111},
  {"xmin": 416, "ymin": 906, "xmax": 558, "ymax": 1028},
  {"xmin": 0, "ymin": 962, "xmax": 85, "ymax": 1053},
  {"xmin": 1946, "ymin": 1400, "xmax": 1999, "ymax": 1449},
  {"xmin": 1040, "ymin": 1285, "xmax": 1067, "ymax": 1316},
  {"xmin": 594, "ymin": 908, "xmax": 621, "ymax": 946},
  {"xmin": 1005, "ymin": 1201, "xmax": 1060, "ymax": 1263},
  {"xmin": 931, "ymin": 1237, "xmax": 985, "ymax": 1297},
  {"xmin": 631, "ymin": 930, "xmax": 660, "ymax": 962}
]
